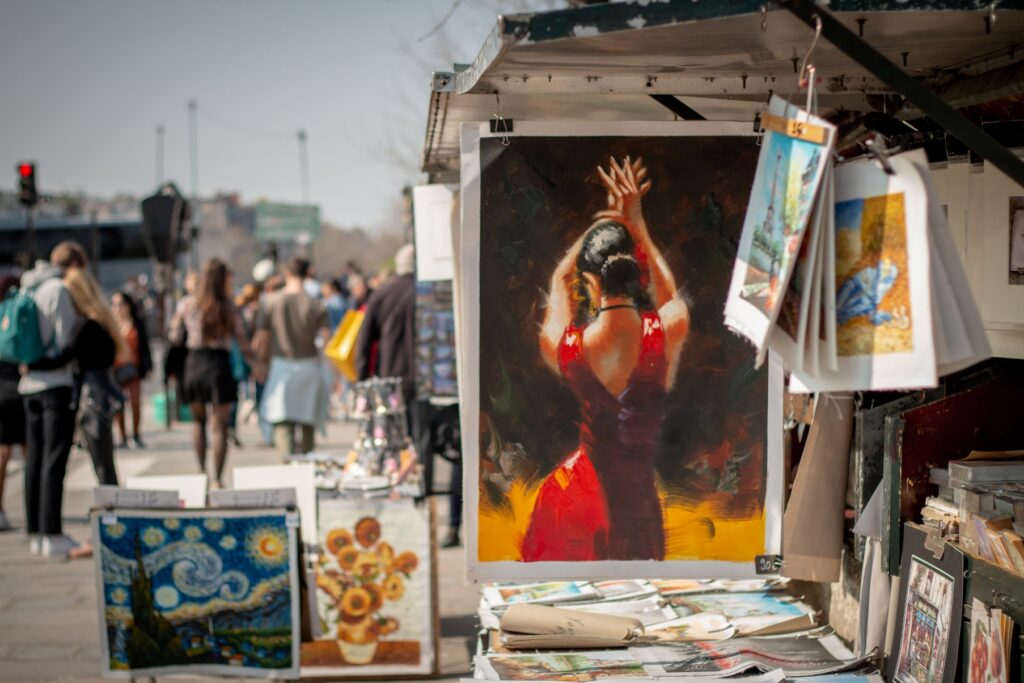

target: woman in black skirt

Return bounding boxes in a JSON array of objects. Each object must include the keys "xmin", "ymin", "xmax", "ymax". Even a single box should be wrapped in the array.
[
  {"xmin": 0, "ymin": 275, "xmax": 24, "ymax": 532},
  {"xmin": 169, "ymin": 258, "xmax": 250, "ymax": 488}
]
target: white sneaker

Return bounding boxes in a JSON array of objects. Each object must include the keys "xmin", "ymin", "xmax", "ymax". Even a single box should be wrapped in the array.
[
  {"xmin": 0, "ymin": 511, "xmax": 12, "ymax": 531},
  {"xmin": 29, "ymin": 535, "xmax": 42, "ymax": 555},
  {"xmin": 42, "ymin": 534, "xmax": 80, "ymax": 558}
]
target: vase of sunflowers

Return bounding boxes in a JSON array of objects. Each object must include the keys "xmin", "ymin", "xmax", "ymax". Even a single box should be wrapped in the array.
[{"xmin": 316, "ymin": 516, "xmax": 419, "ymax": 665}]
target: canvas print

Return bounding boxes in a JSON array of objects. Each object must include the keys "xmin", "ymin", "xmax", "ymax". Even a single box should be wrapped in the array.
[
  {"xmin": 968, "ymin": 598, "xmax": 1011, "ymax": 683},
  {"xmin": 462, "ymin": 122, "xmax": 782, "ymax": 580},
  {"xmin": 739, "ymin": 129, "xmax": 825, "ymax": 316},
  {"xmin": 789, "ymin": 152, "xmax": 935, "ymax": 393},
  {"xmin": 633, "ymin": 635, "xmax": 860, "ymax": 676},
  {"xmin": 893, "ymin": 557, "xmax": 955, "ymax": 683},
  {"xmin": 834, "ymin": 193, "xmax": 913, "ymax": 355},
  {"xmin": 1010, "ymin": 197, "xmax": 1024, "ymax": 285},
  {"xmin": 476, "ymin": 650, "xmax": 649, "ymax": 681},
  {"xmin": 724, "ymin": 96, "xmax": 834, "ymax": 357},
  {"xmin": 91, "ymin": 508, "xmax": 300, "ymax": 678},
  {"xmin": 302, "ymin": 497, "xmax": 434, "ymax": 677},
  {"xmin": 483, "ymin": 581, "xmax": 598, "ymax": 607}
]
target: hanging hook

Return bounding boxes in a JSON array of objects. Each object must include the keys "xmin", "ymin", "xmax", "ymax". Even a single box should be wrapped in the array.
[
  {"xmin": 798, "ymin": 15, "xmax": 823, "ymax": 89},
  {"xmin": 492, "ymin": 93, "xmax": 511, "ymax": 146}
]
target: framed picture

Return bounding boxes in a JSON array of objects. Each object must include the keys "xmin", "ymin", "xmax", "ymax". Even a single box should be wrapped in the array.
[
  {"xmin": 460, "ymin": 121, "xmax": 783, "ymax": 580},
  {"xmin": 888, "ymin": 524, "xmax": 964, "ymax": 683},
  {"xmin": 301, "ymin": 497, "xmax": 437, "ymax": 678},
  {"xmin": 91, "ymin": 507, "xmax": 301, "ymax": 678},
  {"xmin": 979, "ymin": 161, "xmax": 1024, "ymax": 357}
]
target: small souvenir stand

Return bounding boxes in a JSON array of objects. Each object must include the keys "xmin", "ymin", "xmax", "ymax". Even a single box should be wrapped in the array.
[{"xmin": 418, "ymin": 1, "xmax": 1024, "ymax": 680}]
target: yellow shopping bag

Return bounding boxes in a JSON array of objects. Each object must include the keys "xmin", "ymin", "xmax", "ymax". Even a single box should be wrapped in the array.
[{"xmin": 324, "ymin": 309, "xmax": 364, "ymax": 382}]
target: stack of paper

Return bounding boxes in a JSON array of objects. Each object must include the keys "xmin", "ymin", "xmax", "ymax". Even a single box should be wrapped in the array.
[{"xmin": 726, "ymin": 96, "xmax": 990, "ymax": 391}]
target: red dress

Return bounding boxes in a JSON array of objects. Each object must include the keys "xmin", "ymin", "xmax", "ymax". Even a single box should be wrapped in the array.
[{"xmin": 521, "ymin": 311, "xmax": 668, "ymax": 561}]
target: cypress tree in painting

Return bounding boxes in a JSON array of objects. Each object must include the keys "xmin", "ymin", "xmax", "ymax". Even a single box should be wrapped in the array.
[{"xmin": 126, "ymin": 535, "xmax": 186, "ymax": 667}]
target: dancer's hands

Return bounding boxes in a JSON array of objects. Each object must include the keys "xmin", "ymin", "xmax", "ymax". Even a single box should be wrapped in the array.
[{"xmin": 595, "ymin": 156, "xmax": 651, "ymax": 227}]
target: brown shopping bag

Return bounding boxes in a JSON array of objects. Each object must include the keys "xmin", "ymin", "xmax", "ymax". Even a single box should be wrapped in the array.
[{"xmin": 324, "ymin": 309, "xmax": 363, "ymax": 382}]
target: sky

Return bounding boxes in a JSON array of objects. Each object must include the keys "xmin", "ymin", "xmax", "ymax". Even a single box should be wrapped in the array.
[{"xmin": 0, "ymin": 0, "xmax": 556, "ymax": 231}]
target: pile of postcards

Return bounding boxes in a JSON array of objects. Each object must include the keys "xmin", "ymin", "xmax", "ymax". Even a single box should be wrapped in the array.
[
  {"xmin": 471, "ymin": 578, "xmax": 882, "ymax": 681},
  {"xmin": 724, "ymin": 95, "xmax": 989, "ymax": 393}
]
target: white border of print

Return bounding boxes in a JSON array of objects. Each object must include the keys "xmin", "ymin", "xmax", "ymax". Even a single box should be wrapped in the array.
[
  {"xmin": 459, "ymin": 121, "xmax": 783, "ymax": 581},
  {"xmin": 91, "ymin": 507, "xmax": 301, "ymax": 679}
]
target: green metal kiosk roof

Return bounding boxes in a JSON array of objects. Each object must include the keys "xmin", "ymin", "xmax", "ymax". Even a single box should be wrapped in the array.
[{"xmin": 422, "ymin": 0, "xmax": 1024, "ymax": 178}]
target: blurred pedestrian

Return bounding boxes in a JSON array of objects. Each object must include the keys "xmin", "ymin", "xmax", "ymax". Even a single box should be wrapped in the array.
[
  {"xmin": 0, "ymin": 274, "xmax": 25, "ymax": 532},
  {"xmin": 321, "ymin": 278, "xmax": 349, "ymax": 332},
  {"xmin": 229, "ymin": 283, "xmax": 262, "ymax": 447},
  {"xmin": 169, "ymin": 258, "xmax": 250, "ymax": 488},
  {"xmin": 112, "ymin": 290, "xmax": 151, "ymax": 448},
  {"xmin": 60, "ymin": 269, "xmax": 128, "ymax": 487},
  {"xmin": 18, "ymin": 241, "xmax": 87, "ymax": 557},
  {"xmin": 356, "ymin": 244, "xmax": 416, "ymax": 422},
  {"xmin": 257, "ymin": 257, "xmax": 329, "ymax": 455},
  {"xmin": 302, "ymin": 263, "xmax": 321, "ymax": 300},
  {"xmin": 347, "ymin": 272, "xmax": 371, "ymax": 311}
]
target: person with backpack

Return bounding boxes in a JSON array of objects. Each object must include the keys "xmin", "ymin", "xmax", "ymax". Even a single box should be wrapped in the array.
[
  {"xmin": 0, "ymin": 274, "xmax": 26, "ymax": 532},
  {"xmin": 15, "ymin": 241, "xmax": 87, "ymax": 558}
]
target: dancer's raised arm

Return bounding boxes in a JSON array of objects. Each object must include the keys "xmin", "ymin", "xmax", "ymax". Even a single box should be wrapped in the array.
[
  {"xmin": 595, "ymin": 157, "xmax": 677, "ymax": 309},
  {"xmin": 539, "ymin": 233, "xmax": 586, "ymax": 375}
]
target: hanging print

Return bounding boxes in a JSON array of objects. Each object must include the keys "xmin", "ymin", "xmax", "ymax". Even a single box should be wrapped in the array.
[
  {"xmin": 91, "ymin": 508, "xmax": 300, "ymax": 679},
  {"xmin": 460, "ymin": 121, "xmax": 783, "ymax": 580}
]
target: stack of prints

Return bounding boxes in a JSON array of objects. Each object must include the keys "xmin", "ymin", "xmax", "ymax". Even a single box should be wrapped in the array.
[{"xmin": 726, "ymin": 97, "xmax": 989, "ymax": 391}]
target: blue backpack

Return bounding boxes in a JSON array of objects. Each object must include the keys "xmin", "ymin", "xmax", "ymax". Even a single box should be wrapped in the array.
[{"xmin": 0, "ymin": 286, "xmax": 46, "ymax": 365}]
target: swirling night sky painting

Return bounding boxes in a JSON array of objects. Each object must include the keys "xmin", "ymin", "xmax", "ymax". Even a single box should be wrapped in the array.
[{"xmin": 95, "ymin": 510, "xmax": 298, "ymax": 676}]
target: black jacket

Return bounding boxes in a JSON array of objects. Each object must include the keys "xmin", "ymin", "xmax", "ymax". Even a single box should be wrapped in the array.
[{"xmin": 355, "ymin": 273, "xmax": 415, "ymax": 398}]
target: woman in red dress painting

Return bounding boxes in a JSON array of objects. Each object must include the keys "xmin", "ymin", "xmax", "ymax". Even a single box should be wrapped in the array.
[{"xmin": 521, "ymin": 156, "xmax": 690, "ymax": 562}]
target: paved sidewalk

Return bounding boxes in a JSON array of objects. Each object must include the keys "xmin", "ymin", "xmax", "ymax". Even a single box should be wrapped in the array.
[{"xmin": 0, "ymin": 398, "xmax": 477, "ymax": 682}]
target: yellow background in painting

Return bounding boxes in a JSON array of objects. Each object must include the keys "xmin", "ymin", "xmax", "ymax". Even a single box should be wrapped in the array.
[{"xmin": 477, "ymin": 482, "xmax": 765, "ymax": 563}]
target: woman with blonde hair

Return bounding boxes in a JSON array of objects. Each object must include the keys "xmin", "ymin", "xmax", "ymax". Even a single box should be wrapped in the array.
[{"xmin": 35, "ymin": 268, "xmax": 129, "ymax": 489}]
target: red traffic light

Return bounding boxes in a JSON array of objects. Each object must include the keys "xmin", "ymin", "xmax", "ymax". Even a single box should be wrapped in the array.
[{"xmin": 18, "ymin": 163, "xmax": 34, "ymax": 178}]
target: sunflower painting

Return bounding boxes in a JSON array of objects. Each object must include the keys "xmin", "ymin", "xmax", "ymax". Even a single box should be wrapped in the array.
[{"xmin": 301, "ymin": 498, "xmax": 435, "ymax": 677}]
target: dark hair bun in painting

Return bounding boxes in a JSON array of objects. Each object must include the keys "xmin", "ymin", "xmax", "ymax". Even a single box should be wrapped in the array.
[{"xmin": 576, "ymin": 220, "xmax": 651, "ymax": 311}]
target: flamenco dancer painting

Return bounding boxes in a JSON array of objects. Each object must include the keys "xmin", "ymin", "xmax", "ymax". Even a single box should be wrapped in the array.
[
  {"xmin": 522, "ymin": 157, "xmax": 690, "ymax": 561},
  {"xmin": 473, "ymin": 132, "xmax": 773, "ymax": 573}
]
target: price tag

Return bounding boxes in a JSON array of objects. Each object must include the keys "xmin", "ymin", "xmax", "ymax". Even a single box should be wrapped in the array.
[
  {"xmin": 101, "ymin": 513, "xmax": 118, "ymax": 526},
  {"xmin": 754, "ymin": 554, "xmax": 783, "ymax": 575},
  {"xmin": 285, "ymin": 511, "xmax": 300, "ymax": 528}
]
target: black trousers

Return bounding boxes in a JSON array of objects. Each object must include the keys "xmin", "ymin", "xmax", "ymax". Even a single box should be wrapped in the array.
[
  {"xmin": 23, "ymin": 386, "xmax": 76, "ymax": 535},
  {"xmin": 79, "ymin": 406, "xmax": 117, "ymax": 487},
  {"xmin": 78, "ymin": 374, "xmax": 121, "ymax": 487}
]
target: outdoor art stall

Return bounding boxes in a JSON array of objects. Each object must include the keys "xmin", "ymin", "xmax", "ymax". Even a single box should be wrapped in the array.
[
  {"xmin": 87, "ymin": 376, "xmax": 441, "ymax": 680},
  {"xmin": 418, "ymin": 1, "xmax": 1024, "ymax": 681}
]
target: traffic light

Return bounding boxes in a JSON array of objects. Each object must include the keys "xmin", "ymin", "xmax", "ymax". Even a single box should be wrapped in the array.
[{"xmin": 17, "ymin": 162, "xmax": 38, "ymax": 208}]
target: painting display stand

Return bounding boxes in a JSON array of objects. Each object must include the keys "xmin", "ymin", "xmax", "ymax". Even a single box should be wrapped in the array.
[{"xmin": 411, "ymin": 0, "xmax": 1024, "ymax": 680}]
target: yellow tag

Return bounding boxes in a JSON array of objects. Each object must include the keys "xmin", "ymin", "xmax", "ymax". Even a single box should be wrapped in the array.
[{"xmin": 760, "ymin": 112, "xmax": 827, "ymax": 145}]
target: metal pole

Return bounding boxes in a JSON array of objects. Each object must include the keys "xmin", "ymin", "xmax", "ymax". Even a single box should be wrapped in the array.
[
  {"xmin": 25, "ymin": 207, "xmax": 36, "ymax": 265},
  {"xmin": 779, "ymin": 0, "xmax": 1024, "ymax": 189},
  {"xmin": 156, "ymin": 124, "xmax": 165, "ymax": 186},
  {"xmin": 90, "ymin": 210, "xmax": 100, "ymax": 281},
  {"xmin": 298, "ymin": 129, "xmax": 309, "ymax": 203},
  {"xmin": 187, "ymin": 100, "xmax": 199, "ymax": 270}
]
